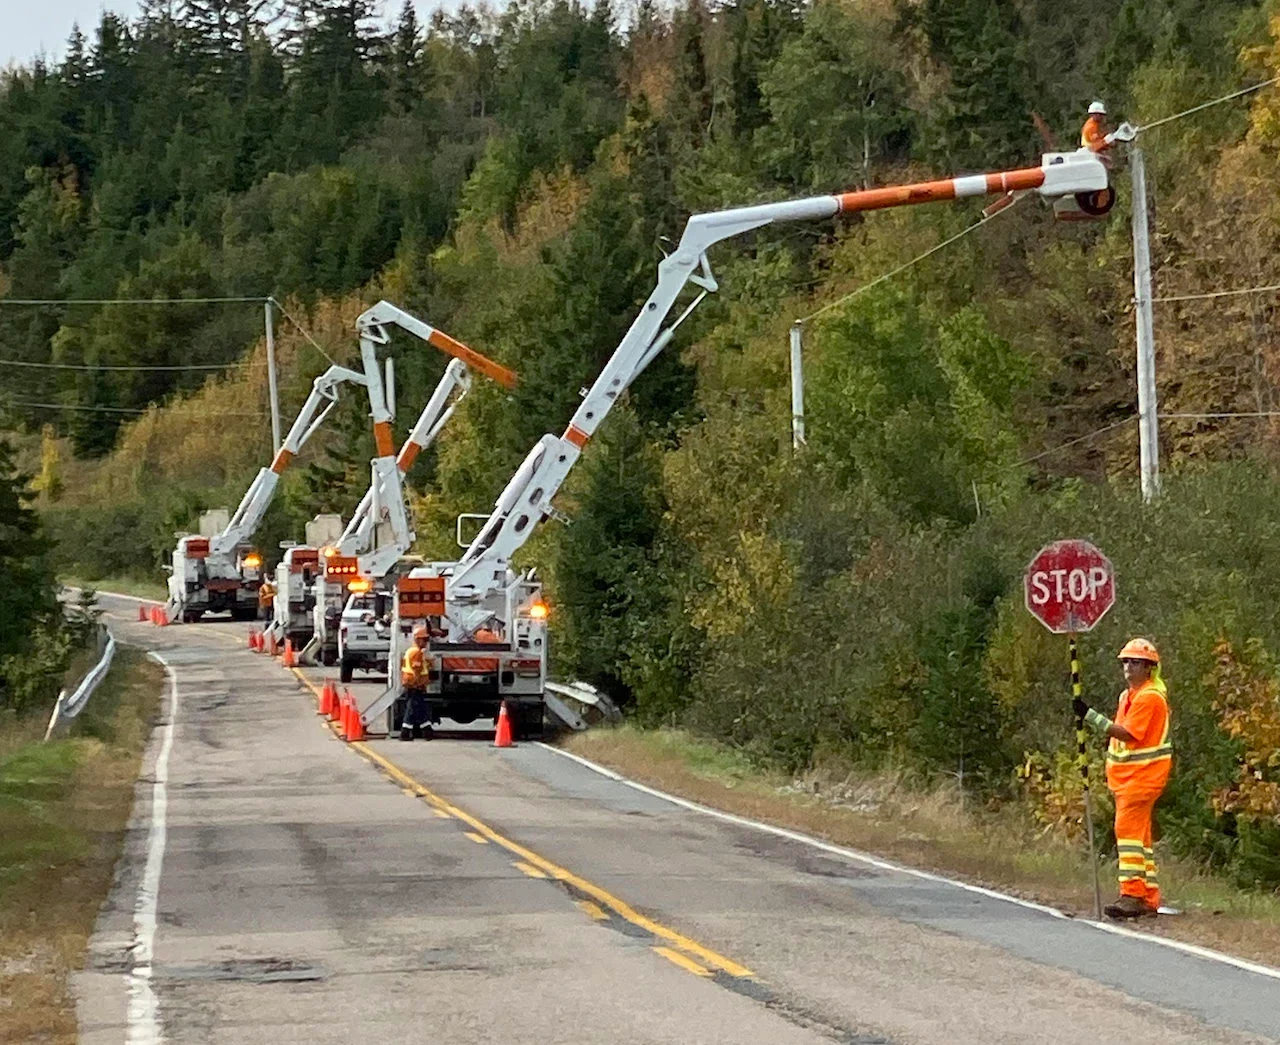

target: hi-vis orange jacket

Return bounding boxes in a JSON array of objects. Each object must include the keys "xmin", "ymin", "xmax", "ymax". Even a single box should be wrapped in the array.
[
  {"xmin": 1105, "ymin": 679, "xmax": 1172, "ymax": 792},
  {"xmin": 401, "ymin": 644, "xmax": 428, "ymax": 688},
  {"xmin": 1081, "ymin": 115, "xmax": 1111, "ymax": 152}
]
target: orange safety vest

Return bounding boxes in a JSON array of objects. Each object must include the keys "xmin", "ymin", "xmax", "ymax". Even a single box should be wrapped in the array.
[
  {"xmin": 1081, "ymin": 115, "xmax": 1110, "ymax": 153},
  {"xmin": 401, "ymin": 644, "xmax": 428, "ymax": 688},
  {"xmin": 1105, "ymin": 679, "xmax": 1172, "ymax": 792}
]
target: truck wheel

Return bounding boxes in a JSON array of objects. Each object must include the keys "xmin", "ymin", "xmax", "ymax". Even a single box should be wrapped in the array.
[
  {"xmin": 518, "ymin": 703, "xmax": 545, "ymax": 741},
  {"xmin": 339, "ymin": 656, "xmax": 354, "ymax": 684}
]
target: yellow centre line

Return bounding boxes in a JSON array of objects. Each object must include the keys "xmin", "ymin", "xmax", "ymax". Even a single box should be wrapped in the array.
[
  {"xmin": 290, "ymin": 666, "xmax": 754, "ymax": 980},
  {"xmin": 653, "ymin": 947, "xmax": 713, "ymax": 977}
]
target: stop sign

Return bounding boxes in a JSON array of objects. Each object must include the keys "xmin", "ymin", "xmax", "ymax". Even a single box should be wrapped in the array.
[{"xmin": 1024, "ymin": 540, "xmax": 1115, "ymax": 634}]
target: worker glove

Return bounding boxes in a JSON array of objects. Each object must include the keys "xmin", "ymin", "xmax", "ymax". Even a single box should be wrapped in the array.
[
  {"xmin": 1071, "ymin": 696, "xmax": 1090, "ymax": 719},
  {"xmin": 1083, "ymin": 708, "xmax": 1113, "ymax": 735}
]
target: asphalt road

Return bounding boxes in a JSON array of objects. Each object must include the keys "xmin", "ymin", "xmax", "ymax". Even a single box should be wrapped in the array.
[{"xmin": 75, "ymin": 592, "xmax": 1280, "ymax": 1044}]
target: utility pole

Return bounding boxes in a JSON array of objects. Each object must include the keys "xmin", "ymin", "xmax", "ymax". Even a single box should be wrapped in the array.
[
  {"xmin": 789, "ymin": 322, "xmax": 806, "ymax": 450},
  {"xmin": 1129, "ymin": 146, "xmax": 1160, "ymax": 501},
  {"xmin": 264, "ymin": 298, "xmax": 282, "ymax": 453}
]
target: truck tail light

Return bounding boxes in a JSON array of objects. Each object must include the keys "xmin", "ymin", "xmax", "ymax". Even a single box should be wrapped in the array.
[{"xmin": 511, "ymin": 658, "xmax": 541, "ymax": 678}]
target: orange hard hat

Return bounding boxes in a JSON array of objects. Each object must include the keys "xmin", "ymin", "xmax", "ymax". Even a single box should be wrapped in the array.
[
  {"xmin": 412, "ymin": 625, "xmax": 429, "ymax": 641},
  {"xmin": 1117, "ymin": 637, "xmax": 1159, "ymax": 663}
]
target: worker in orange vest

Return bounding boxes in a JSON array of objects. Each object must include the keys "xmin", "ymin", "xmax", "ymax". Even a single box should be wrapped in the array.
[
  {"xmin": 257, "ymin": 580, "xmax": 275, "ymax": 622},
  {"xmin": 1081, "ymin": 100, "xmax": 1112, "ymax": 153},
  {"xmin": 1074, "ymin": 637, "xmax": 1173, "ymax": 919},
  {"xmin": 399, "ymin": 624, "xmax": 435, "ymax": 742}
]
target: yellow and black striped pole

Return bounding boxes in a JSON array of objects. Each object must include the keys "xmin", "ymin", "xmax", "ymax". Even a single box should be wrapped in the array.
[{"xmin": 1071, "ymin": 634, "xmax": 1103, "ymax": 920}]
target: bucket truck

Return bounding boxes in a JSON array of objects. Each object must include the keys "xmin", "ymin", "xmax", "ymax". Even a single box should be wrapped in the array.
[
  {"xmin": 293, "ymin": 311, "xmax": 516, "ymax": 672},
  {"xmin": 165, "ymin": 360, "xmax": 376, "ymax": 624},
  {"xmin": 350, "ymin": 145, "xmax": 1115, "ymax": 740}
]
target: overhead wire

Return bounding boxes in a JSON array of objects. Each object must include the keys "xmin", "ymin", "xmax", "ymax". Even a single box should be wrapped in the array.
[
  {"xmin": 1152, "ymin": 282, "xmax": 1280, "ymax": 304},
  {"xmin": 0, "ymin": 357, "xmax": 252, "ymax": 371},
  {"xmin": 1133, "ymin": 75, "xmax": 1279, "ymax": 135},
  {"xmin": 795, "ymin": 196, "xmax": 1022, "ymax": 326},
  {"xmin": 4, "ymin": 397, "xmax": 266, "ymax": 417},
  {"xmin": 0, "ymin": 296, "xmax": 268, "ymax": 306},
  {"xmin": 269, "ymin": 296, "xmax": 340, "ymax": 368}
]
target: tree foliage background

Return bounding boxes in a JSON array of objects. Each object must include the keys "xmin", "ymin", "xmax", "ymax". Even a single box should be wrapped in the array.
[{"xmin": 4, "ymin": 0, "xmax": 1280, "ymax": 884}]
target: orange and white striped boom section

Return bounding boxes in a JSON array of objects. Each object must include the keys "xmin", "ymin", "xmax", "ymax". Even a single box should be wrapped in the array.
[{"xmin": 449, "ymin": 148, "xmax": 1111, "ymax": 595}]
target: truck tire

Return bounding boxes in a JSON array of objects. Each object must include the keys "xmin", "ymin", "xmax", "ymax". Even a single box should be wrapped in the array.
[
  {"xmin": 518, "ymin": 701, "xmax": 545, "ymax": 741},
  {"xmin": 339, "ymin": 655, "xmax": 354, "ymax": 684}
]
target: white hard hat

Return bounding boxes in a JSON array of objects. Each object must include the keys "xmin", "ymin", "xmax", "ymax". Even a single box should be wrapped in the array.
[{"xmin": 1088, "ymin": 100, "xmax": 1106, "ymax": 115}]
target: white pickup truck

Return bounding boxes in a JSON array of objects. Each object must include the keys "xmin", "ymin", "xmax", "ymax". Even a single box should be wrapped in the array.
[{"xmin": 338, "ymin": 589, "xmax": 393, "ymax": 683}]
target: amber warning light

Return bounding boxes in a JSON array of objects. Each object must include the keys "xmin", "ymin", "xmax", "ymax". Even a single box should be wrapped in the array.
[{"xmin": 528, "ymin": 600, "xmax": 549, "ymax": 620}]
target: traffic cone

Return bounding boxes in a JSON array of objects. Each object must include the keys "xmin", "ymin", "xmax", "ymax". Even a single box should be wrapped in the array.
[
  {"xmin": 339, "ymin": 690, "xmax": 353, "ymax": 739},
  {"xmin": 137, "ymin": 604, "xmax": 147, "ymax": 622},
  {"xmin": 149, "ymin": 606, "xmax": 158, "ymax": 625},
  {"xmin": 268, "ymin": 632, "xmax": 279, "ymax": 657},
  {"xmin": 319, "ymin": 680, "xmax": 334, "ymax": 716},
  {"xmin": 347, "ymin": 692, "xmax": 365, "ymax": 742},
  {"xmin": 328, "ymin": 685, "xmax": 342, "ymax": 723},
  {"xmin": 247, "ymin": 631, "xmax": 257, "ymax": 650},
  {"xmin": 251, "ymin": 631, "xmax": 262, "ymax": 652},
  {"xmin": 493, "ymin": 700, "xmax": 515, "ymax": 748}
]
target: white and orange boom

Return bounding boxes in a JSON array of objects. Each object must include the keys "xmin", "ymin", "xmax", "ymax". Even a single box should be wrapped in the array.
[{"xmin": 447, "ymin": 149, "xmax": 1111, "ymax": 599}]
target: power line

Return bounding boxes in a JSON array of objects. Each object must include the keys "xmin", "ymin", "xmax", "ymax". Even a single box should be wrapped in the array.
[
  {"xmin": 796, "ymin": 198, "xmax": 1021, "ymax": 326},
  {"xmin": 1152, "ymin": 282, "xmax": 1280, "ymax": 304},
  {"xmin": 270, "ymin": 296, "xmax": 339, "ymax": 368},
  {"xmin": 1135, "ymin": 76, "xmax": 1280, "ymax": 135},
  {"xmin": 5, "ymin": 398, "xmax": 266, "ymax": 417},
  {"xmin": 0, "ymin": 296, "xmax": 268, "ymax": 306},
  {"xmin": 1005, "ymin": 416, "xmax": 1138, "ymax": 470},
  {"xmin": 1160, "ymin": 411, "xmax": 1280, "ymax": 419},
  {"xmin": 0, "ymin": 357, "xmax": 254, "ymax": 372}
]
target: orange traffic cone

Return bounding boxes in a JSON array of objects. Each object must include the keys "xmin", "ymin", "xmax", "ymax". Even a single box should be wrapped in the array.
[
  {"xmin": 340, "ymin": 689, "xmax": 354, "ymax": 739},
  {"xmin": 137, "ymin": 604, "xmax": 147, "ymax": 622},
  {"xmin": 347, "ymin": 692, "xmax": 365, "ymax": 742},
  {"xmin": 317, "ymin": 680, "xmax": 329, "ymax": 715},
  {"xmin": 328, "ymin": 685, "xmax": 342, "ymax": 722},
  {"xmin": 252, "ymin": 631, "xmax": 262, "ymax": 652},
  {"xmin": 268, "ymin": 632, "xmax": 279, "ymax": 656},
  {"xmin": 247, "ymin": 631, "xmax": 257, "ymax": 650},
  {"xmin": 493, "ymin": 700, "xmax": 515, "ymax": 748},
  {"xmin": 281, "ymin": 639, "xmax": 295, "ymax": 667}
]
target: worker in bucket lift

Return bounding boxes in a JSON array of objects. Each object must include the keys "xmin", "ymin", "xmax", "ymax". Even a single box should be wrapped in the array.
[
  {"xmin": 400, "ymin": 624, "xmax": 435, "ymax": 742},
  {"xmin": 1073, "ymin": 638, "xmax": 1173, "ymax": 919},
  {"xmin": 1081, "ymin": 101, "xmax": 1112, "ymax": 153}
]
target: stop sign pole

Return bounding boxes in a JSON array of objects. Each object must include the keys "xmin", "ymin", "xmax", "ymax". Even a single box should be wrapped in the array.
[{"xmin": 1025, "ymin": 539, "xmax": 1116, "ymax": 920}]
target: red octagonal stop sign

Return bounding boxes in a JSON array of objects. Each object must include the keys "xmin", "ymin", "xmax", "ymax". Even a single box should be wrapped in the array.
[{"xmin": 1024, "ymin": 540, "xmax": 1116, "ymax": 634}]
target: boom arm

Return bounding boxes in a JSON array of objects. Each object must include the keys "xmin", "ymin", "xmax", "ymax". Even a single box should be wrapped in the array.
[
  {"xmin": 337, "ymin": 304, "xmax": 517, "ymax": 580},
  {"xmin": 447, "ymin": 150, "xmax": 1110, "ymax": 599},
  {"xmin": 211, "ymin": 364, "xmax": 366, "ymax": 557},
  {"xmin": 334, "ymin": 357, "xmax": 472, "ymax": 569}
]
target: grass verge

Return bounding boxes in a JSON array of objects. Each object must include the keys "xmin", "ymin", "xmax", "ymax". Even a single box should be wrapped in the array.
[
  {"xmin": 565, "ymin": 724, "xmax": 1280, "ymax": 968},
  {"xmin": 0, "ymin": 649, "xmax": 163, "ymax": 1044},
  {"xmin": 60, "ymin": 574, "xmax": 166, "ymax": 601}
]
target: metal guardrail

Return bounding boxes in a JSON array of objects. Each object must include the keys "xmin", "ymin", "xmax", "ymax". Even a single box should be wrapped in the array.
[
  {"xmin": 44, "ymin": 623, "xmax": 115, "ymax": 741},
  {"xmin": 545, "ymin": 680, "xmax": 621, "ymax": 731}
]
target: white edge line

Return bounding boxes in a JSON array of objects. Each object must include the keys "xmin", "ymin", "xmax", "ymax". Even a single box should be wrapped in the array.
[
  {"xmin": 128, "ymin": 651, "xmax": 179, "ymax": 1044},
  {"xmin": 537, "ymin": 742, "xmax": 1280, "ymax": 984}
]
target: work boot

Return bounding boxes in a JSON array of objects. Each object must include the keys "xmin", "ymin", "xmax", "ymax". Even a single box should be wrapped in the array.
[
  {"xmin": 1103, "ymin": 895, "xmax": 1149, "ymax": 919},
  {"xmin": 399, "ymin": 725, "xmax": 414, "ymax": 742},
  {"xmin": 416, "ymin": 723, "xmax": 434, "ymax": 741}
]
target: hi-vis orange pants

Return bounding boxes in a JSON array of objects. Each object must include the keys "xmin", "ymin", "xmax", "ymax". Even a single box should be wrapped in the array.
[{"xmin": 1114, "ymin": 786, "xmax": 1162, "ymax": 907}]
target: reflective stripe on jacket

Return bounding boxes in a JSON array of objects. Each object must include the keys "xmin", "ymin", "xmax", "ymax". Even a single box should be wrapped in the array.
[{"xmin": 1106, "ymin": 679, "xmax": 1172, "ymax": 791}]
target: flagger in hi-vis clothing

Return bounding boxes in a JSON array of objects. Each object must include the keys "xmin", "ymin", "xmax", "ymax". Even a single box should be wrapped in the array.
[{"xmin": 1074, "ymin": 638, "xmax": 1173, "ymax": 919}]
